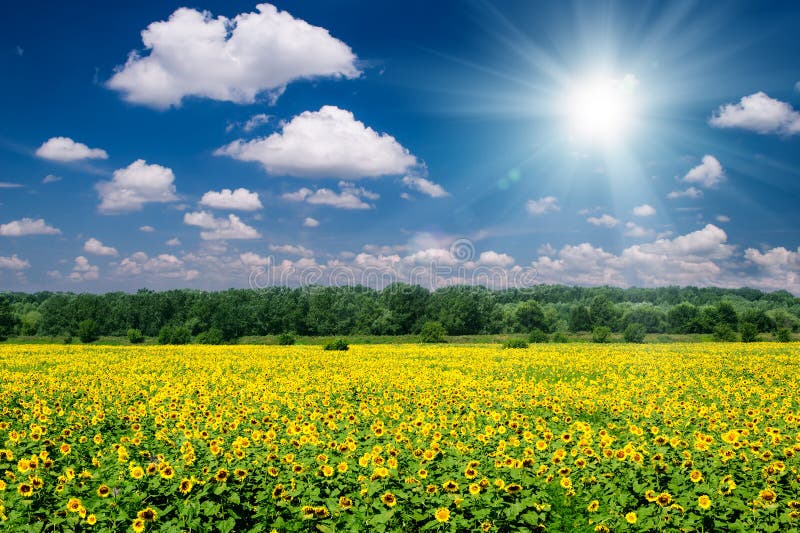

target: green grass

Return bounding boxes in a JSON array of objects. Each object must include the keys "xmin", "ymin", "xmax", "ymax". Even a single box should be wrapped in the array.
[{"xmin": 1, "ymin": 331, "xmax": 795, "ymax": 345}]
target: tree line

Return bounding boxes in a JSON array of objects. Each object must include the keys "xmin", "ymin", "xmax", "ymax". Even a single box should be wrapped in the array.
[{"xmin": 1, "ymin": 284, "xmax": 798, "ymax": 342}]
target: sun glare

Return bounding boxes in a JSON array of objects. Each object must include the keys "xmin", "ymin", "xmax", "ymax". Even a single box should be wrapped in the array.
[{"xmin": 563, "ymin": 74, "xmax": 639, "ymax": 146}]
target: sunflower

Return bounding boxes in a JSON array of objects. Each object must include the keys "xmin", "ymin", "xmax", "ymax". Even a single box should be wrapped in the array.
[
  {"xmin": 67, "ymin": 498, "xmax": 82, "ymax": 512},
  {"xmin": 86, "ymin": 514, "xmax": 97, "ymax": 525},
  {"xmin": 587, "ymin": 500, "xmax": 599, "ymax": 512},
  {"xmin": 159, "ymin": 466, "xmax": 175, "ymax": 480},
  {"xmin": 505, "ymin": 483, "xmax": 523, "ymax": 494},
  {"xmin": 234, "ymin": 468, "xmax": 248, "ymax": 481},
  {"xmin": 97, "ymin": 484, "xmax": 111, "ymax": 497},
  {"xmin": 469, "ymin": 483, "xmax": 481, "ymax": 495},
  {"xmin": 137, "ymin": 508, "xmax": 157, "ymax": 522},
  {"xmin": 759, "ymin": 489, "xmax": 777, "ymax": 503},
  {"xmin": 381, "ymin": 492, "xmax": 397, "ymax": 507},
  {"xmin": 214, "ymin": 468, "xmax": 229, "ymax": 482},
  {"xmin": 442, "ymin": 480, "xmax": 459, "ymax": 492},
  {"xmin": 130, "ymin": 466, "xmax": 144, "ymax": 480},
  {"xmin": 690, "ymin": 470, "xmax": 703, "ymax": 483},
  {"xmin": 338, "ymin": 496, "xmax": 353, "ymax": 510},
  {"xmin": 656, "ymin": 492, "xmax": 673, "ymax": 507},
  {"xmin": 132, "ymin": 518, "xmax": 145, "ymax": 533},
  {"xmin": 698, "ymin": 495, "xmax": 712, "ymax": 510},
  {"xmin": 17, "ymin": 483, "xmax": 33, "ymax": 497},
  {"xmin": 434, "ymin": 508, "xmax": 450, "ymax": 522},
  {"xmin": 179, "ymin": 478, "xmax": 193, "ymax": 494},
  {"xmin": 625, "ymin": 512, "xmax": 637, "ymax": 524}
]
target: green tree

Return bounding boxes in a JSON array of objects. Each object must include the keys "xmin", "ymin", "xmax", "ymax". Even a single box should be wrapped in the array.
[
  {"xmin": 569, "ymin": 305, "xmax": 592, "ymax": 332},
  {"xmin": 590, "ymin": 296, "xmax": 619, "ymax": 330},
  {"xmin": 668, "ymin": 302, "xmax": 701, "ymax": 333},
  {"xmin": 515, "ymin": 300, "xmax": 547, "ymax": 332},
  {"xmin": 127, "ymin": 328, "xmax": 145, "ymax": 344},
  {"xmin": 592, "ymin": 326, "xmax": 612, "ymax": 343},
  {"xmin": 419, "ymin": 321, "xmax": 447, "ymax": 343},
  {"xmin": 739, "ymin": 322, "xmax": 759, "ymax": 343},
  {"xmin": 623, "ymin": 323, "xmax": 646, "ymax": 343},
  {"xmin": 77, "ymin": 319, "xmax": 99, "ymax": 343},
  {"xmin": 196, "ymin": 328, "xmax": 224, "ymax": 345},
  {"xmin": 0, "ymin": 296, "xmax": 15, "ymax": 341}
]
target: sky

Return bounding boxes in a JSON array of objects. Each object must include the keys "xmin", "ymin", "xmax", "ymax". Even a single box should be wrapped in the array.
[{"xmin": 2, "ymin": 0, "xmax": 800, "ymax": 293}]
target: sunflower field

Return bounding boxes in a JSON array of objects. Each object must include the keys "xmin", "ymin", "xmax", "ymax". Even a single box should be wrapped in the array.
[{"xmin": 0, "ymin": 343, "xmax": 799, "ymax": 532}]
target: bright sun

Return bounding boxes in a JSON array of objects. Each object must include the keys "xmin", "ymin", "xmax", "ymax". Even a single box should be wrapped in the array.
[{"xmin": 563, "ymin": 74, "xmax": 639, "ymax": 146}]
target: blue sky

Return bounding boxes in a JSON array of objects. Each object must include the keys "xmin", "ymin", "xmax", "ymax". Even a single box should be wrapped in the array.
[{"xmin": 2, "ymin": 0, "xmax": 800, "ymax": 292}]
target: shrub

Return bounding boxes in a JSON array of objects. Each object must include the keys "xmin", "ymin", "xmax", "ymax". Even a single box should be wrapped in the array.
[
  {"xmin": 127, "ymin": 328, "xmax": 145, "ymax": 344},
  {"xmin": 63, "ymin": 335, "xmax": 72, "ymax": 344},
  {"xmin": 551, "ymin": 331, "xmax": 569, "ymax": 343},
  {"xmin": 528, "ymin": 329, "xmax": 549, "ymax": 343},
  {"xmin": 277, "ymin": 332, "xmax": 297, "ymax": 345},
  {"xmin": 739, "ymin": 322, "xmax": 759, "ymax": 343},
  {"xmin": 158, "ymin": 325, "xmax": 191, "ymax": 345},
  {"xmin": 591, "ymin": 326, "xmax": 612, "ymax": 344},
  {"xmin": 420, "ymin": 321, "xmax": 447, "ymax": 343},
  {"xmin": 623, "ymin": 323, "xmax": 646, "ymax": 344},
  {"xmin": 324, "ymin": 339, "xmax": 349, "ymax": 351},
  {"xmin": 713, "ymin": 324, "xmax": 738, "ymax": 342},
  {"xmin": 502, "ymin": 338, "xmax": 529, "ymax": 349},
  {"xmin": 196, "ymin": 328, "xmax": 224, "ymax": 345},
  {"xmin": 776, "ymin": 328, "xmax": 792, "ymax": 342},
  {"xmin": 77, "ymin": 319, "xmax": 99, "ymax": 343}
]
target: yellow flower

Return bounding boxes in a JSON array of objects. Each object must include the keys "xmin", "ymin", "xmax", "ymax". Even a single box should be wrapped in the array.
[
  {"xmin": 698, "ymin": 495, "xmax": 712, "ymax": 510},
  {"xmin": 132, "ymin": 518, "xmax": 145, "ymax": 533},
  {"xmin": 587, "ymin": 500, "xmax": 599, "ymax": 512},
  {"xmin": 625, "ymin": 512, "xmax": 637, "ymax": 524},
  {"xmin": 86, "ymin": 514, "xmax": 97, "ymax": 525},
  {"xmin": 434, "ymin": 508, "xmax": 450, "ymax": 522},
  {"xmin": 381, "ymin": 492, "xmax": 397, "ymax": 507}
]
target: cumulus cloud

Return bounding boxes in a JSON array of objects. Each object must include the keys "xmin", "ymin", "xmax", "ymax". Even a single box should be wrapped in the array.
[
  {"xmin": 401, "ymin": 176, "xmax": 449, "ymax": 198},
  {"xmin": 166, "ymin": 238, "xmax": 181, "ymax": 247},
  {"xmin": 107, "ymin": 4, "xmax": 359, "ymax": 109},
  {"xmin": 139, "ymin": 225, "xmax": 155, "ymax": 232},
  {"xmin": 0, "ymin": 254, "xmax": 30, "ymax": 270},
  {"xmin": 69, "ymin": 256, "xmax": 99, "ymax": 281},
  {"xmin": 35, "ymin": 137, "xmax": 108, "ymax": 162},
  {"xmin": 269, "ymin": 244, "xmax": 314, "ymax": 257},
  {"xmin": 282, "ymin": 181, "xmax": 378, "ymax": 209},
  {"xmin": 240, "ymin": 252, "xmax": 271, "ymax": 268},
  {"xmin": 526, "ymin": 196, "xmax": 560, "ymax": 215},
  {"xmin": 683, "ymin": 155, "xmax": 724, "ymax": 188},
  {"xmin": 184, "ymin": 211, "xmax": 261, "ymax": 240},
  {"xmin": 624, "ymin": 222, "xmax": 655, "ymax": 238},
  {"xmin": 709, "ymin": 92, "xmax": 800, "ymax": 135},
  {"xmin": 216, "ymin": 106, "xmax": 418, "ymax": 179},
  {"xmin": 117, "ymin": 251, "xmax": 199, "ymax": 280},
  {"xmin": 632, "ymin": 204, "xmax": 656, "ymax": 217},
  {"xmin": 303, "ymin": 217, "xmax": 320, "ymax": 228},
  {"xmin": 83, "ymin": 238, "xmax": 118, "ymax": 256},
  {"xmin": 199, "ymin": 188, "xmax": 262, "ymax": 211},
  {"xmin": 667, "ymin": 187, "xmax": 703, "ymax": 200},
  {"xmin": 42, "ymin": 174, "xmax": 61, "ymax": 184},
  {"xmin": 587, "ymin": 214, "xmax": 620, "ymax": 228},
  {"xmin": 96, "ymin": 159, "xmax": 178, "ymax": 213},
  {"xmin": 0, "ymin": 217, "xmax": 61, "ymax": 236}
]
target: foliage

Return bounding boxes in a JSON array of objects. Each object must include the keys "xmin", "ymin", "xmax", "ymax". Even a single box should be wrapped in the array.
[
  {"xmin": 323, "ymin": 338, "xmax": 350, "ymax": 351},
  {"xmin": 739, "ymin": 322, "xmax": 759, "ymax": 343},
  {"xmin": 0, "ymin": 296, "xmax": 16, "ymax": 341},
  {"xmin": 713, "ymin": 324, "xmax": 738, "ymax": 342},
  {"xmin": 277, "ymin": 332, "xmax": 297, "ymax": 345},
  {"xmin": 158, "ymin": 325, "xmax": 191, "ymax": 345},
  {"xmin": 776, "ymin": 327, "xmax": 792, "ymax": 342},
  {"xmin": 419, "ymin": 321, "xmax": 447, "ymax": 343},
  {"xmin": 528, "ymin": 329, "xmax": 549, "ymax": 343},
  {"xmin": 77, "ymin": 318, "xmax": 99, "ymax": 343},
  {"xmin": 591, "ymin": 326, "xmax": 612, "ymax": 343},
  {"xmin": 622, "ymin": 323, "xmax": 646, "ymax": 343},
  {"xmin": 551, "ymin": 331, "xmax": 570, "ymax": 343},
  {"xmin": 195, "ymin": 328, "xmax": 225, "ymax": 345},
  {"xmin": 515, "ymin": 300, "xmax": 547, "ymax": 332},
  {"xmin": 126, "ymin": 328, "xmax": 145, "ymax": 344},
  {"xmin": 502, "ymin": 338, "xmax": 529, "ymax": 349}
]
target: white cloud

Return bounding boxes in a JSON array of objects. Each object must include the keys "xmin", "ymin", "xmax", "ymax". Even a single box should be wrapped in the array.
[
  {"xmin": 69, "ymin": 256, "xmax": 99, "ymax": 281},
  {"xmin": 216, "ymin": 106, "xmax": 418, "ymax": 179},
  {"xmin": 96, "ymin": 159, "xmax": 178, "ymax": 213},
  {"xmin": 83, "ymin": 238, "xmax": 118, "ymax": 256},
  {"xmin": 139, "ymin": 225, "xmax": 155, "ymax": 232},
  {"xmin": 709, "ymin": 92, "xmax": 800, "ymax": 135},
  {"xmin": 282, "ymin": 181, "xmax": 378, "ymax": 209},
  {"xmin": 0, "ymin": 217, "xmax": 61, "ymax": 236},
  {"xmin": 303, "ymin": 217, "xmax": 319, "ymax": 228},
  {"xmin": 184, "ymin": 211, "xmax": 261, "ymax": 240},
  {"xmin": 0, "ymin": 182, "xmax": 22, "ymax": 188},
  {"xmin": 632, "ymin": 204, "xmax": 656, "ymax": 217},
  {"xmin": 269, "ymin": 244, "xmax": 314, "ymax": 257},
  {"xmin": 166, "ymin": 238, "xmax": 181, "ymax": 246},
  {"xmin": 0, "ymin": 255, "xmax": 30, "ymax": 270},
  {"xmin": 242, "ymin": 113, "xmax": 271, "ymax": 132},
  {"xmin": 526, "ymin": 196, "xmax": 560, "ymax": 215},
  {"xmin": 400, "ymin": 192, "xmax": 413, "ymax": 201},
  {"xmin": 117, "ymin": 251, "xmax": 198, "ymax": 280},
  {"xmin": 667, "ymin": 187, "xmax": 703, "ymax": 200},
  {"xmin": 716, "ymin": 215, "xmax": 730, "ymax": 223},
  {"xmin": 240, "ymin": 252, "xmax": 271, "ymax": 268},
  {"xmin": 42, "ymin": 174, "xmax": 61, "ymax": 184},
  {"xmin": 199, "ymin": 188, "xmax": 262, "ymax": 211},
  {"xmin": 107, "ymin": 4, "xmax": 359, "ymax": 109},
  {"xmin": 35, "ymin": 137, "xmax": 108, "ymax": 162},
  {"xmin": 401, "ymin": 176, "xmax": 449, "ymax": 198},
  {"xmin": 683, "ymin": 155, "xmax": 724, "ymax": 188},
  {"xmin": 474, "ymin": 251, "xmax": 514, "ymax": 267},
  {"xmin": 624, "ymin": 222, "xmax": 655, "ymax": 238},
  {"xmin": 587, "ymin": 214, "xmax": 620, "ymax": 228}
]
